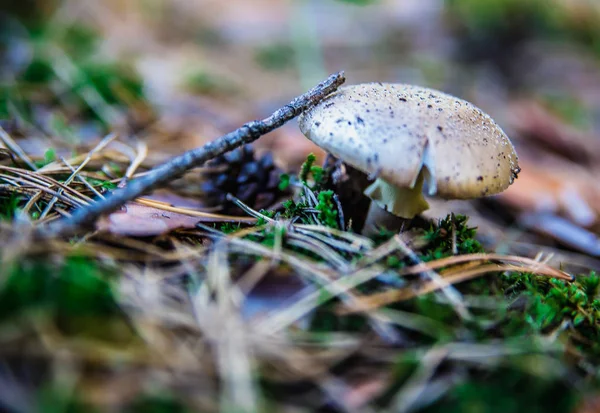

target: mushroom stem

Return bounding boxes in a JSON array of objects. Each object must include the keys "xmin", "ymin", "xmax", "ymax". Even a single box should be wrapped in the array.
[
  {"xmin": 362, "ymin": 202, "xmax": 410, "ymax": 235},
  {"xmin": 363, "ymin": 173, "xmax": 429, "ymax": 219}
]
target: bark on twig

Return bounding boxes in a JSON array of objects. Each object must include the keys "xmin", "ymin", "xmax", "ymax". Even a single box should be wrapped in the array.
[{"xmin": 40, "ymin": 71, "xmax": 346, "ymax": 238}]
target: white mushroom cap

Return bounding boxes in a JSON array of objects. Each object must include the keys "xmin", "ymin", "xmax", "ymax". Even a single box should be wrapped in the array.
[{"xmin": 298, "ymin": 82, "xmax": 520, "ymax": 218}]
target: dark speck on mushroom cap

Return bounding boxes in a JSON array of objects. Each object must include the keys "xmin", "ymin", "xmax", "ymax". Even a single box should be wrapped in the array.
[{"xmin": 298, "ymin": 82, "xmax": 520, "ymax": 199}]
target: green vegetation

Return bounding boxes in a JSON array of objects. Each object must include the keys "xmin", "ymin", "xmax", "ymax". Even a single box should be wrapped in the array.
[
  {"xmin": 503, "ymin": 271, "xmax": 600, "ymax": 365},
  {"xmin": 541, "ymin": 92, "xmax": 592, "ymax": 129},
  {"xmin": 0, "ymin": 194, "xmax": 21, "ymax": 221},
  {"xmin": 33, "ymin": 147, "xmax": 57, "ymax": 168},
  {"xmin": 184, "ymin": 69, "xmax": 238, "ymax": 96},
  {"xmin": 0, "ymin": 20, "xmax": 145, "ymax": 128},
  {"xmin": 0, "ymin": 255, "xmax": 133, "ymax": 342},
  {"xmin": 447, "ymin": 0, "xmax": 600, "ymax": 59},
  {"xmin": 255, "ymin": 43, "xmax": 295, "ymax": 71}
]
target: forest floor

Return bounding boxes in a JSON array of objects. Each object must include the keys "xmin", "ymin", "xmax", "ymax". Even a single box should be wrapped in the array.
[{"xmin": 1, "ymin": 1, "xmax": 600, "ymax": 412}]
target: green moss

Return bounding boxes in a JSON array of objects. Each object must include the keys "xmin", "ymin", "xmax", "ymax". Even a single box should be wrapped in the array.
[
  {"xmin": 249, "ymin": 154, "xmax": 335, "ymax": 228},
  {"xmin": 299, "ymin": 153, "xmax": 317, "ymax": 184},
  {"xmin": 57, "ymin": 23, "xmax": 99, "ymax": 58},
  {"xmin": 277, "ymin": 173, "xmax": 290, "ymax": 191},
  {"xmin": 0, "ymin": 255, "xmax": 135, "ymax": 342},
  {"xmin": 33, "ymin": 388, "xmax": 191, "ymax": 413},
  {"xmin": 33, "ymin": 147, "xmax": 56, "ymax": 168},
  {"xmin": 184, "ymin": 70, "xmax": 237, "ymax": 96},
  {"xmin": 413, "ymin": 294, "xmax": 460, "ymax": 325},
  {"xmin": 447, "ymin": 0, "xmax": 556, "ymax": 33},
  {"xmin": 310, "ymin": 302, "xmax": 369, "ymax": 333},
  {"xmin": 21, "ymin": 57, "xmax": 54, "ymax": 84},
  {"xmin": 541, "ymin": 92, "xmax": 592, "ymax": 129},
  {"xmin": 421, "ymin": 214, "xmax": 485, "ymax": 260},
  {"xmin": 447, "ymin": 0, "xmax": 600, "ymax": 60},
  {"xmin": 418, "ymin": 364, "xmax": 577, "ymax": 413},
  {"xmin": 501, "ymin": 271, "xmax": 600, "ymax": 362},
  {"xmin": 85, "ymin": 177, "xmax": 118, "ymax": 191},
  {"xmin": 35, "ymin": 385, "xmax": 98, "ymax": 413},
  {"xmin": 298, "ymin": 153, "xmax": 326, "ymax": 190},
  {"xmin": 315, "ymin": 190, "xmax": 339, "ymax": 229},
  {"xmin": 0, "ymin": 193, "xmax": 21, "ymax": 221},
  {"xmin": 219, "ymin": 222, "xmax": 245, "ymax": 234},
  {"xmin": 255, "ymin": 43, "xmax": 295, "ymax": 71},
  {"xmin": 373, "ymin": 214, "xmax": 484, "ymax": 271},
  {"xmin": 124, "ymin": 395, "xmax": 190, "ymax": 413},
  {"xmin": 256, "ymin": 209, "xmax": 276, "ymax": 226},
  {"xmin": 100, "ymin": 180, "xmax": 117, "ymax": 190},
  {"xmin": 2, "ymin": 20, "xmax": 146, "ymax": 128}
]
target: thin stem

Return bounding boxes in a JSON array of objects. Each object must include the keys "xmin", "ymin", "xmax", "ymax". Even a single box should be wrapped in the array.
[{"xmin": 39, "ymin": 71, "xmax": 346, "ymax": 238}]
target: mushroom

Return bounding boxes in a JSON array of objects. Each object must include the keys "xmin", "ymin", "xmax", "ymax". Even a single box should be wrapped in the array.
[{"xmin": 298, "ymin": 82, "xmax": 520, "ymax": 232}]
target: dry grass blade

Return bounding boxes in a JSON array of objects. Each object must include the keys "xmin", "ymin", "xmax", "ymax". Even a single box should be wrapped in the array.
[
  {"xmin": 285, "ymin": 233, "xmax": 351, "ymax": 271},
  {"xmin": 0, "ymin": 126, "xmax": 37, "ymax": 170},
  {"xmin": 293, "ymin": 226, "xmax": 371, "ymax": 254},
  {"xmin": 226, "ymin": 193, "xmax": 275, "ymax": 222},
  {"xmin": 134, "ymin": 197, "xmax": 256, "ymax": 222},
  {"xmin": 210, "ymin": 235, "xmax": 399, "ymax": 341},
  {"xmin": 40, "ymin": 149, "xmax": 131, "ymax": 174},
  {"xmin": 0, "ymin": 166, "xmax": 94, "ymax": 204},
  {"xmin": 340, "ymin": 260, "xmax": 573, "ymax": 314},
  {"xmin": 252, "ymin": 265, "xmax": 389, "ymax": 335},
  {"xmin": 22, "ymin": 190, "xmax": 44, "ymax": 214},
  {"xmin": 0, "ymin": 173, "xmax": 88, "ymax": 210},
  {"xmin": 394, "ymin": 235, "xmax": 472, "ymax": 321},
  {"xmin": 391, "ymin": 347, "xmax": 448, "ymax": 413},
  {"xmin": 192, "ymin": 244, "xmax": 259, "ymax": 412},
  {"xmin": 390, "ymin": 253, "xmax": 573, "ymax": 281},
  {"xmin": 121, "ymin": 141, "xmax": 149, "ymax": 183},
  {"xmin": 294, "ymin": 224, "xmax": 374, "ymax": 249},
  {"xmin": 40, "ymin": 134, "xmax": 118, "ymax": 218},
  {"xmin": 60, "ymin": 157, "xmax": 105, "ymax": 199}
]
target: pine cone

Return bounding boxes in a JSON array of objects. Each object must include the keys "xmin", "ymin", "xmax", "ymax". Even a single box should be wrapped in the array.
[{"xmin": 201, "ymin": 145, "xmax": 290, "ymax": 214}]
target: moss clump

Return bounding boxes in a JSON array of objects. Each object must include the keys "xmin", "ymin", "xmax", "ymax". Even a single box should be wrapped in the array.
[
  {"xmin": 416, "ymin": 363, "xmax": 577, "ymax": 413},
  {"xmin": 0, "ymin": 193, "xmax": 21, "ymax": 221},
  {"xmin": 254, "ymin": 43, "xmax": 295, "ymax": 71},
  {"xmin": 298, "ymin": 153, "xmax": 324, "ymax": 188},
  {"xmin": 275, "ymin": 153, "xmax": 338, "ymax": 228},
  {"xmin": 447, "ymin": 0, "xmax": 600, "ymax": 63},
  {"xmin": 184, "ymin": 70, "xmax": 237, "ymax": 96},
  {"xmin": 375, "ymin": 214, "xmax": 485, "ymax": 271},
  {"xmin": 315, "ymin": 190, "xmax": 339, "ymax": 229},
  {"xmin": 422, "ymin": 214, "xmax": 485, "ymax": 258},
  {"xmin": 0, "ymin": 255, "xmax": 134, "ymax": 343},
  {"xmin": 502, "ymin": 271, "xmax": 600, "ymax": 366}
]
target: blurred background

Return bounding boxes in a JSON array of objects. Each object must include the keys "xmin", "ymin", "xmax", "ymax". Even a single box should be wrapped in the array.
[{"xmin": 2, "ymin": 0, "xmax": 599, "ymax": 267}]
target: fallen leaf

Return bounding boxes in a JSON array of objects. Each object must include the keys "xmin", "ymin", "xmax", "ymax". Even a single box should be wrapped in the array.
[
  {"xmin": 97, "ymin": 200, "xmax": 254, "ymax": 236},
  {"xmin": 96, "ymin": 203, "xmax": 199, "ymax": 236}
]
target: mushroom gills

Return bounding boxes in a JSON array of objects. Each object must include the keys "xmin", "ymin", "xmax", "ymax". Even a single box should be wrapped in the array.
[{"xmin": 363, "ymin": 171, "xmax": 430, "ymax": 219}]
